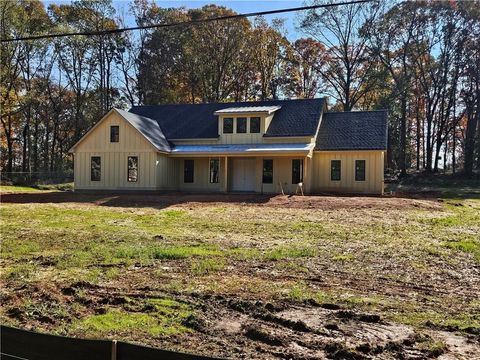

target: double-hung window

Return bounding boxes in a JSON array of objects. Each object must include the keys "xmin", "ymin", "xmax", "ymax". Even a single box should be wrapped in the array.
[
  {"xmin": 355, "ymin": 160, "xmax": 366, "ymax": 181},
  {"xmin": 223, "ymin": 118, "xmax": 233, "ymax": 133},
  {"xmin": 292, "ymin": 159, "xmax": 303, "ymax": 184},
  {"xmin": 110, "ymin": 125, "xmax": 119, "ymax": 142},
  {"xmin": 331, "ymin": 160, "xmax": 341, "ymax": 181},
  {"xmin": 91, "ymin": 156, "xmax": 101, "ymax": 181},
  {"xmin": 263, "ymin": 159, "xmax": 273, "ymax": 184},
  {"xmin": 128, "ymin": 156, "xmax": 138, "ymax": 182},
  {"xmin": 209, "ymin": 158, "xmax": 219, "ymax": 183},
  {"xmin": 184, "ymin": 160, "xmax": 194, "ymax": 183},
  {"xmin": 236, "ymin": 117, "xmax": 247, "ymax": 133},
  {"xmin": 250, "ymin": 117, "xmax": 260, "ymax": 133}
]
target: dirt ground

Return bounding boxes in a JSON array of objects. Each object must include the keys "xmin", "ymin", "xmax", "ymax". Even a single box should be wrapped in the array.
[
  {"xmin": 0, "ymin": 191, "xmax": 443, "ymax": 210},
  {"xmin": 1, "ymin": 191, "xmax": 479, "ymax": 359}
]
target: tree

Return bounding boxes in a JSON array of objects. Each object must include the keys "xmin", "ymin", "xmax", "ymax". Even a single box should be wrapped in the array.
[
  {"xmin": 301, "ymin": 0, "xmax": 379, "ymax": 110},
  {"xmin": 284, "ymin": 38, "xmax": 327, "ymax": 99}
]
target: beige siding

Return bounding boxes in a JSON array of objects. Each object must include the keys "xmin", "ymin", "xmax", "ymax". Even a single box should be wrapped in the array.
[
  {"xmin": 176, "ymin": 158, "xmax": 224, "ymax": 192},
  {"xmin": 311, "ymin": 151, "xmax": 384, "ymax": 194},
  {"xmin": 74, "ymin": 111, "xmax": 159, "ymax": 190},
  {"xmin": 157, "ymin": 154, "xmax": 178, "ymax": 190}
]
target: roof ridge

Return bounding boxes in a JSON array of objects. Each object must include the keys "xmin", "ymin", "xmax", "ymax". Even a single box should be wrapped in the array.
[
  {"xmin": 129, "ymin": 97, "xmax": 326, "ymax": 109},
  {"xmin": 325, "ymin": 109, "xmax": 388, "ymax": 114}
]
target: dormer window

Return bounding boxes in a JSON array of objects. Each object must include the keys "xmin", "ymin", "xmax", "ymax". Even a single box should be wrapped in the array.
[
  {"xmin": 223, "ymin": 118, "xmax": 233, "ymax": 133},
  {"xmin": 250, "ymin": 117, "xmax": 260, "ymax": 133},
  {"xmin": 236, "ymin": 117, "xmax": 247, "ymax": 133},
  {"xmin": 110, "ymin": 125, "xmax": 119, "ymax": 142}
]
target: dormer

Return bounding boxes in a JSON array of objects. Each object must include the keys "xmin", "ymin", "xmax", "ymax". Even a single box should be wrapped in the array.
[{"xmin": 215, "ymin": 106, "xmax": 281, "ymax": 140}]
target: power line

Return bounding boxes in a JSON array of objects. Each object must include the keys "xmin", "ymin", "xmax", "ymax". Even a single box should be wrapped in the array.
[{"xmin": 1, "ymin": 0, "xmax": 372, "ymax": 43}]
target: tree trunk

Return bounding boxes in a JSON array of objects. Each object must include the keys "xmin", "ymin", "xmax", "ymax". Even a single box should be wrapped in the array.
[{"xmin": 400, "ymin": 95, "xmax": 407, "ymax": 176}]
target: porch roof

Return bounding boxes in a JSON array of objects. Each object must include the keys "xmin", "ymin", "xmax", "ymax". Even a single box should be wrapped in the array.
[{"xmin": 170, "ymin": 143, "xmax": 313, "ymax": 155}]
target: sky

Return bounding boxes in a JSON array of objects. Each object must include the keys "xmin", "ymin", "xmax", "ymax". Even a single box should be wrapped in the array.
[{"xmin": 44, "ymin": 0, "xmax": 308, "ymax": 41}]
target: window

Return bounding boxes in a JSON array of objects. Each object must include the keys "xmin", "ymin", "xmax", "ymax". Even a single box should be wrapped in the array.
[
  {"xmin": 223, "ymin": 118, "xmax": 233, "ymax": 133},
  {"xmin": 110, "ymin": 125, "xmax": 119, "ymax": 142},
  {"xmin": 184, "ymin": 159, "xmax": 194, "ymax": 183},
  {"xmin": 331, "ymin": 160, "xmax": 341, "ymax": 181},
  {"xmin": 250, "ymin": 117, "xmax": 260, "ymax": 133},
  {"xmin": 128, "ymin": 156, "xmax": 138, "ymax": 182},
  {"xmin": 355, "ymin": 160, "xmax": 366, "ymax": 181},
  {"xmin": 209, "ymin": 158, "xmax": 219, "ymax": 183},
  {"xmin": 236, "ymin": 117, "xmax": 247, "ymax": 133},
  {"xmin": 292, "ymin": 159, "xmax": 304, "ymax": 184},
  {"xmin": 91, "ymin": 156, "xmax": 101, "ymax": 181},
  {"xmin": 263, "ymin": 159, "xmax": 273, "ymax": 184}
]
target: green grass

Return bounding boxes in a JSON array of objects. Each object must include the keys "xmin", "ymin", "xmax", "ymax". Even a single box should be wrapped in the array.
[
  {"xmin": 265, "ymin": 246, "xmax": 316, "ymax": 261},
  {"xmin": 0, "ymin": 185, "xmax": 44, "ymax": 192},
  {"xmin": 443, "ymin": 240, "xmax": 480, "ymax": 261},
  {"xmin": 1, "ymin": 191, "xmax": 479, "ymax": 338},
  {"xmin": 190, "ymin": 258, "xmax": 226, "ymax": 275},
  {"xmin": 0, "ymin": 183, "xmax": 73, "ymax": 192}
]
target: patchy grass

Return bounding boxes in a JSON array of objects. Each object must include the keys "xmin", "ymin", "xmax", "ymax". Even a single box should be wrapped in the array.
[
  {"xmin": 190, "ymin": 258, "xmax": 226, "ymax": 275},
  {"xmin": 73, "ymin": 308, "xmax": 190, "ymax": 338},
  {"xmin": 0, "ymin": 191, "xmax": 479, "ymax": 346},
  {"xmin": 0, "ymin": 185, "xmax": 44, "ymax": 193}
]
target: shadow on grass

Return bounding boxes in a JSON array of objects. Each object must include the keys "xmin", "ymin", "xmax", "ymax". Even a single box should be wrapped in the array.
[{"xmin": 0, "ymin": 191, "xmax": 277, "ymax": 210}]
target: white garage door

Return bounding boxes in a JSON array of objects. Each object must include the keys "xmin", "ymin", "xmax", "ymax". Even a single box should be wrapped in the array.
[{"xmin": 231, "ymin": 158, "xmax": 256, "ymax": 192}]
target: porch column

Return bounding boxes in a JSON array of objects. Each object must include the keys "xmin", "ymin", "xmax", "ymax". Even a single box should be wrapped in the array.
[{"xmin": 223, "ymin": 156, "xmax": 228, "ymax": 192}]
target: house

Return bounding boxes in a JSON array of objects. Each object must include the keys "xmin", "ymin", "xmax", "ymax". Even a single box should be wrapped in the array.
[{"xmin": 69, "ymin": 98, "xmax": 388, "ymax": 194}]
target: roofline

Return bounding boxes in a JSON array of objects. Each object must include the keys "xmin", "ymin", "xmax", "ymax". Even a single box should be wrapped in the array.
[
  {"xmin": 130, "ymin": 97, "xmax": 327, "ymax": 108},
  {"xmin": 263, "ymin": 134, "xmax": 316, "ymax": 138},
  {"xmin": 324, "ymin": 109, "xmax": 388, "ymax": 114},
  {"xmin": 69, "ymin": 108, "xmax": 168, "ymax": 154},
  {"xmin": 68, "ymin": 109, "xmax": 116, "ymax": 153},
  {"xmin": 314, "ymin": 148, "xmax": 387, "ymax": 151},
  {"xmin": 169, "ymin": 137, "xmax": 220, "ymax": 141}
]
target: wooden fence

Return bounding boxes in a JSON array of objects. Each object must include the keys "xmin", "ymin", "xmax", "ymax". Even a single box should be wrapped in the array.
[{"xmin": 0, "ymin": 326, "xmax": 224, "ymax": 360}]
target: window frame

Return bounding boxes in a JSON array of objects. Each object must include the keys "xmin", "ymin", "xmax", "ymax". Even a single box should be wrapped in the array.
[
  {"xmin": 331, "ymin": 160, "xmax": 341, "ymax": 181},
  {"xmin": 184, "ymin": 159, "xmax": 194, "ymax": 183},
  {"xmin": 250, "ymin": 117, "xmax": 261, "ymax": 133},
  {"xmin": 236, "ymin": 117, "xmax": 247, "ymax": 133},
  {"xmin": 90, "ymin": 156, "xmax": 101, "ymax": 182},
  {"xmin": 262, "ymin": 159, "xmax": 273, "ymax": 184},
  {"xmin": 127, "ymin": 156, "xmax": 139, "ymax": 182},
  {"xmin": 355, "ymin": 160, "xmax": 366, "ymax": 181},
  {"xmin": 223, "ymin": 118, "xmax": 233, "ymax": 134},
  {"xmin": 209, "ymin": 158, "xmax": 220, "ymax": 184},
  {"xmin": 110, "ymin": 125, "xmax": 119, "ymax": 143},
  {"xmin": 291, "ymin": 159, "xmax": 304, "ymax": 184}
]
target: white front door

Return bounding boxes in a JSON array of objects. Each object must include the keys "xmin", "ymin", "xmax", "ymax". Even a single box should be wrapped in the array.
[{"xmin": 231, "ymin": 158, "xmax": 256, "ymax": 192}]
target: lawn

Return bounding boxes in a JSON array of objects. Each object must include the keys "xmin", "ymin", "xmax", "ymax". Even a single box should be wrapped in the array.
[{"xmin": 0, "ymin": 188, "xmax": 479, "ymax": 359}]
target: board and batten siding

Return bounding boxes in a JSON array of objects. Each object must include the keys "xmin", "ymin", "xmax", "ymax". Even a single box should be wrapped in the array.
[
  {"xmin": 310, "ymin": 150, "xmax": 384, "ymax": 194},
  {"xmin": 73, "ymin": 111, "xmax": 159, "ymax": 190}
]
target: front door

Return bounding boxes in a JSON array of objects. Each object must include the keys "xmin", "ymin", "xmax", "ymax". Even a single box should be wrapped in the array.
[{"xmin": 231, "ymin": 158, "xmax": 256, "ymax": 192}]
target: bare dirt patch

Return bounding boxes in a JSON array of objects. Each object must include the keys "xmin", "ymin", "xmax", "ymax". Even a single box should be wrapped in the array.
[{"xmin": 0, "ymin": 191, "xmax": 442, "ymax": 211}]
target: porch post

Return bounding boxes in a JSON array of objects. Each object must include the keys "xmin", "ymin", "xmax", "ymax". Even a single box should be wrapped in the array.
[{"xmin": 223, "ymin": 156, "xmax": 228, "ymax": 192}]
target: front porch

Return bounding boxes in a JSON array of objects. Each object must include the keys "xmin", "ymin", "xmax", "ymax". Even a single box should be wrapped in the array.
[{"xmin": 170, "ymin": 155, "xmax": 311, "ymax": 194}]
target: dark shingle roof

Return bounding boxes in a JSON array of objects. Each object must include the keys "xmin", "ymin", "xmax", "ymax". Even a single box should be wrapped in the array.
[
  {"xmin": 315, "ymin": 110, "xmax": 388, "ymax": 151},
  {"xmin": 116, "ymin": 109, "xmax": 171, "ymax": 152},
  {"xmin": 129, "ymin": 98, "xmax": 325, "ymax": 139}
]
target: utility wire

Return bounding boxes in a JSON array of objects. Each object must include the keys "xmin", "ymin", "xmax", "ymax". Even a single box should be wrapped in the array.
[{"xmin": 1, "ymin": 0, "xmax": 372, "ymax": 43}]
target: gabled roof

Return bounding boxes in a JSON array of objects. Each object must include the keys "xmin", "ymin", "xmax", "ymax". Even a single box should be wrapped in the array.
[
  {"xmin": 68, "ymin": 109, "xmax": 171, "ymax": 153},
  {"xmin": 115, "ymin": 109, "xmax": 171, "ymax": 152},
  {"xmin": 315, "ymin": 110, "xmax": 388, "ymax": 151},
  {"xmin": 129, "ymin": 98, "xmax": 325, "ymax": 139}
]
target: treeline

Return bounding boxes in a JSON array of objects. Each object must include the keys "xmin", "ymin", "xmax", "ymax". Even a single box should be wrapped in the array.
[{"xmin": 1, "ymin": 0, "xmax": 479, "ymax": 176}]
